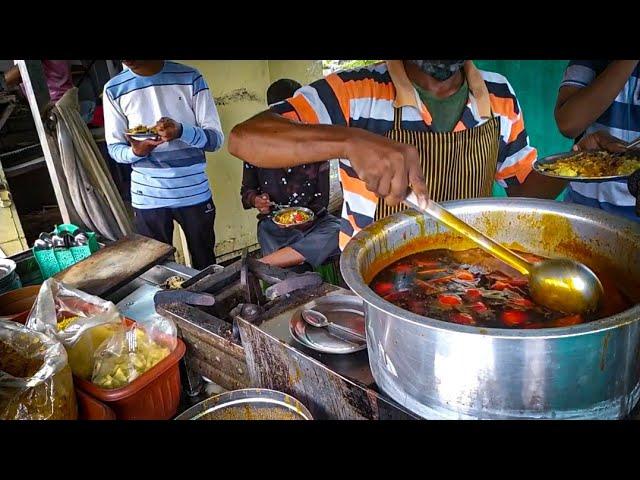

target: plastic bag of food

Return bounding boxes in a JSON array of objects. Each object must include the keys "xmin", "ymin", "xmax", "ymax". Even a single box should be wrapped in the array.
[
  {"xmin": 26, "ymin": 278, "xmax": 124, "ymax": 380},
  {"xmin": 91, "ymin": 313, "xmax": 177, "ymax": 389},
  {"xmin": 0, "ymin": 320, "xmax": 77, "ymax": 420}
]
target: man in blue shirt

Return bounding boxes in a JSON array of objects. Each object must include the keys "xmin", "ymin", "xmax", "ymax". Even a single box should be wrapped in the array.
[{"xmin": 103, "ymin": 60, "xmax": 224, "ymax": 267}]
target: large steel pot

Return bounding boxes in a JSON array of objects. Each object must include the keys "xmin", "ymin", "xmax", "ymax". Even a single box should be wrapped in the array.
[{"xmin": 341, "ymin": 198, "xmax": 640, "ymax": 419}]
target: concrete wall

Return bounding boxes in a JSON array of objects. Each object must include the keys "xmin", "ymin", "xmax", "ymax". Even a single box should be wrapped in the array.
[
  {"xmin": 176, "ymin": 60, "xmax": 322, "ymax": 262},
  {"xmin": 267, "ymin": 60, "xmax": 322, "ymax": 85}
]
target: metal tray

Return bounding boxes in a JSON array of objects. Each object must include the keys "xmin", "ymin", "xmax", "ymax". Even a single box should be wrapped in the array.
[
  {"xmin": 289, "ymin": 294, "xmax": 366, "ymax": 354},
  {"xmin": 174, "ymin": 388, "xmax": 313, "ymax": 420},
  {"xmin": 533, "ymin": 151, "xmax": 640, "ymax": 183}
]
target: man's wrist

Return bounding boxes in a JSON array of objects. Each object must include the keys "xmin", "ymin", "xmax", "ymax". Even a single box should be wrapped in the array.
[
  {"xmin": 128, "ymin": 146, "xmax": 147, "ymax": 162},
  {"xmin": 179, "ymin": 123, "xmax": 196, "ymax": 143}
]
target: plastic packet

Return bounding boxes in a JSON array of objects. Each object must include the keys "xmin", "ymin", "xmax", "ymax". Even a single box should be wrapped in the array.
[
  {"xmin": 91, "ymin": 313, "xmax": 177, "ymax": 389},
  {"xmin": 26, "ymin": 278, "xmax": 124, "ymax": 380},
  {"xmin": 0, "ymin": 319, "xmax": 77, "ymax": 420}
]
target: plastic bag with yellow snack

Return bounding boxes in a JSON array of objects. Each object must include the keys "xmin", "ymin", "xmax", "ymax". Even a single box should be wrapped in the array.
[
  {"xmin": 0, "ymin": 320, "xmax": 77, "ymax": 420},
  {"xmin": 91, "ymin": 317, "xmax": 175, "ymax": 389},
  {"xmin": 26, "ymin": 279, "xmax": 123, "ymax": 380}
]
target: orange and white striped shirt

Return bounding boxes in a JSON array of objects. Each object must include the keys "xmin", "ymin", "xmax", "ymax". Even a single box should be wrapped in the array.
[{"xmin": 269, "ymin": 61, "xmax": 537, "ymax": 250}]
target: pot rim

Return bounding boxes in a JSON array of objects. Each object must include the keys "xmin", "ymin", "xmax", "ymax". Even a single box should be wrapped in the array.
[
  {"xmin": 174, "ymin": 388, "xmax": 313, "ymax": 420},
  {"xmin": 341, "ymin": 197, "xmax": 640, "ymax": 340}
]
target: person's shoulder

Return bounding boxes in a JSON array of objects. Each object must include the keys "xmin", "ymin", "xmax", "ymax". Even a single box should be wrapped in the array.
[
  {"xmin": 331, "ymin": 61, "xmax": 391, "ymax": 85},
  {"xmin": 103, "ymin": 68, "xmax": 136, "ymax": 95},
  {"xmin": 479, "ymin": 69, "xmax": 520, "ymax": 99},
  {"xmin": 479, "ymin": 69, "xmax": 511, "ymax": 89},
  {"xmin": 566, "ymin": 60, "xmax": 606, "ymax": 70}
]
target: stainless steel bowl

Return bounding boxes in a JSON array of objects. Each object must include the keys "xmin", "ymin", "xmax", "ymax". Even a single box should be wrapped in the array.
[
  {"xmin": 174, "ymin": 388, "xmax": 313, "ymax": 420},
  {"xmin": 0, "ymin": 258, "xmax": 17, "ymax": 282},
  {"xmin": 341, "ymin": 198, "xmax": 640, "ymax": 419},
  {"xmin": 0, "ymin": 258, "xmax": 20, "ymax": 295},
  {"xmin": 271, "ymin": 207, "xmax": 315, "ymax": 228}
]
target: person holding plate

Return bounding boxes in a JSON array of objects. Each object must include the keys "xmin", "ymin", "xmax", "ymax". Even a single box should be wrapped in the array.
[
  {"xmin": 555, "ymin": 60, "xmax": 640, "ymax": 221},
  {"xmin": 241, "ymin": 79, "xmax": 340, "ymax": 271},
  {"xmin": 103, "ymin": 60, "xmax": 224, "ymax": 268}
]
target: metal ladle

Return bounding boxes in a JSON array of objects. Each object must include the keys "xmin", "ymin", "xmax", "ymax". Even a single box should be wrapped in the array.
[{"xmin": 404, "ymin": 191, "xmax": 604, "ymax": 315}]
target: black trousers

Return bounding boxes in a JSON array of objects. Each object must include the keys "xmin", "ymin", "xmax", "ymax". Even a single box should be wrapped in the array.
[{"xmin": 133, "ymin": 198, "xmax": 216, "ymax": 270}]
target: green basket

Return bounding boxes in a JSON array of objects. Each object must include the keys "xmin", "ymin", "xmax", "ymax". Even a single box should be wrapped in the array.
[{"xmin": 33, "ymin": 224, "xmax": 100, "ymax": 280}]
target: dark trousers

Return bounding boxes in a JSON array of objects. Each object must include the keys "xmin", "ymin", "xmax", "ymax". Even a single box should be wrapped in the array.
[{"xmin": 133, "ymin": 198, "xmax": 216, "ymax": 270}]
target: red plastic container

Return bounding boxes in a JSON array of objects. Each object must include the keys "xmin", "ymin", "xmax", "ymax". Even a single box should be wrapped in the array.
[
  {"xmin": 74, "ymin": 319, "xmax": 185, "ymax": 420},
  {"xmin": 0, "ymin": 285, "xmax": 41, "ymax": 324},
  {"xmin": 76, "ymin": 388, "xmax": 116, "ymax": 420}
]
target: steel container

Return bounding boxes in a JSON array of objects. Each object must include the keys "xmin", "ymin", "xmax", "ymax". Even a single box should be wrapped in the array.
[
  {"xmin": 341, "ymin": 198, "xmax": 640, "ymax": 419},
  {"xmin": 175, "ymin": 388, "xmax": 313, "ymax": 420}
]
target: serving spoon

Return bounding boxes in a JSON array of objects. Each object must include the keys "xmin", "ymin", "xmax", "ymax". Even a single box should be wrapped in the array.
[
  {"xmin": 404, "ymin": 191, "xmax": 604, "ymax": 315},
  {"xmin": 301, "ymin": 309, "xmax": 366, "ymax": 342}
]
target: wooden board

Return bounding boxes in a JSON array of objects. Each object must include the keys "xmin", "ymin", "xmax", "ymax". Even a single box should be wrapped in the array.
[{"xmin": 55, "ymin": 234, "xmax": 175, "ymax": 297}]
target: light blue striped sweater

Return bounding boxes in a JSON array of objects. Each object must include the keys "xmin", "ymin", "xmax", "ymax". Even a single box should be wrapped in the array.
[{"xmin": 103, "ymin": 61, "xmax": 223, "ymax": 209}]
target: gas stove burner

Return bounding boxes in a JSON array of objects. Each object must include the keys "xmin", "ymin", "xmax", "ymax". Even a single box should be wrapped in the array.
[{"xmin": 230, "ymin": 303, "xmax": 264, "ymax": 342}]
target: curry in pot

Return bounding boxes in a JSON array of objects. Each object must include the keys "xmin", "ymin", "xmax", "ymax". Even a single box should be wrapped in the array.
[{"xmin": 370, "ymin": 248, "xmax": 634, "ymax": 329}]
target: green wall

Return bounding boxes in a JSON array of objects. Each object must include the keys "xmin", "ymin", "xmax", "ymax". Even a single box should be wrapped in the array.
[{"xmin": 474, "ymin": 60, "xmax": 573, "ymax": 198}]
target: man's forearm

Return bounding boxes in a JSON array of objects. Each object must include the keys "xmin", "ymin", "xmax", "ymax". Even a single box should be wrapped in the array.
[
  {"xmin": 556, "ymin": 60, "xmax": 639, "ymax": 138},
  {"xmin": 229, "ymin": 111, "xmax": 352, "ymax": 168},
  {"xmin": 107, "ymin": 142, "xmax": 145, "ymax": 164}
]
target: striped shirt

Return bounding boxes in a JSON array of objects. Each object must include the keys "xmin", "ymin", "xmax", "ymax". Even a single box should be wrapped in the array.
[
  {"xmin": 103, "ymin": 61, "xmax": 224, "ymax": 209},
  {"xmin": 560, "ymin": 60, "xmax": 640, "ymax": 221},
  {"xmin": 269, "ymin": 61, "xmax": 537, "ymax": 249}
]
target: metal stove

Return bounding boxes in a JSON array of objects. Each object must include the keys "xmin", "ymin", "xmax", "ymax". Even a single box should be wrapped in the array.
[{"xmin": 145, "ymin": 251, "xmax": 417, "ymax": 420}]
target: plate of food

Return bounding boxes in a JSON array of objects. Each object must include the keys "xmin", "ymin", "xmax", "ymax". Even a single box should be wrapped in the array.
[
  {"xmin": 533, "ymin": 150, "xmax": 640, "ymax": 182},
  {"xmin": 125, "ymin": 125, "xmax": 159, "ymax": 141},
  {"xmin": 272, "ymin": 207, "xmax": 314, "ymax": 228}
]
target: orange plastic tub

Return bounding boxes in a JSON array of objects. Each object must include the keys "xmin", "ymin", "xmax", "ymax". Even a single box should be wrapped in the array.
[
  {"xmin": 76, "ymin": 388, "xmax": 116, "ymax": 420},
  {"xmin": 0, "ymin": 285, "xmax": 41, "ymax": 324},
  {"xmin": 74, "ymin": 319, "xmax": 185, "ymax": 420}
]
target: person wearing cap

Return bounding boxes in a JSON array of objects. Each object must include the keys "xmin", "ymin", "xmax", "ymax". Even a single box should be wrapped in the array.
[
  {"xmin": 229, "ymin": 60, "xmax": 562, "ymax": 251},
  {"xmin": 241, "ymin": 79, "xmax": 340, "ymax": 271}
]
